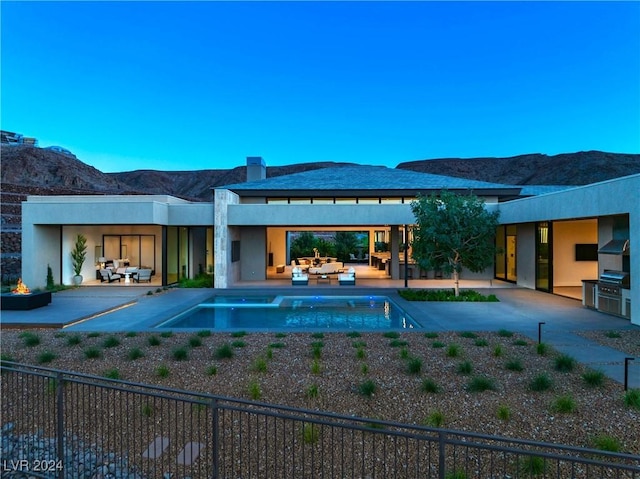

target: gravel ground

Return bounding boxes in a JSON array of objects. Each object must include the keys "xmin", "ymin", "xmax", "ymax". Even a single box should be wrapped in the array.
[{"xmin": 2, "ymin": 328, "xmax": 639, "ymax": 456}]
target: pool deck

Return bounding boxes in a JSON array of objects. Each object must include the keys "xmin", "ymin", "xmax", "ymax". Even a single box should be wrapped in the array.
[{"xmin": 1, "ymin": 278, "xmax": 638, "ymax": 388}]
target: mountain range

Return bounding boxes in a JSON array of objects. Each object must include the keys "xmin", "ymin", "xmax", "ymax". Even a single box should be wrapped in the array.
[{"xmin": 2, "ymin": 146, "xmax": 639, "ymax": 202}]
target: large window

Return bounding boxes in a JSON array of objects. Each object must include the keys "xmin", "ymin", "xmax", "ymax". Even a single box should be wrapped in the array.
[
  {"xmin": 495, "ymin": 225, "xmax": 517, "ymax": 282},
  {"xmin": 536, "ymin": 222, "xmax": 552, "ymax": 292},
  {"xmin": 103, "ymin": 234, "xmax": 156, "ymax": 271}
]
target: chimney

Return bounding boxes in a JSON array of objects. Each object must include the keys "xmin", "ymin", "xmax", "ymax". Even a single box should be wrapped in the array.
[{"xmin": 246, "ymin": 156, "xmax": 266, "ymax": 182}]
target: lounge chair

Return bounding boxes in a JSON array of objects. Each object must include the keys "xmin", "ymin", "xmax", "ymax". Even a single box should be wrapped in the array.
[
  {"xmin": 135, "ymin": 269, "xmax": 152, "ymax": 283},
  {"xmin": 291, "ymin": 267, "xmax": 309, "ymax": 286},
  {"xmin": 338, "ymin": 267, "xmax": 356, "ymax": 285},
  {"xmin": 100, "ymin": 269, "xmax": 122, "ymax": 283}
]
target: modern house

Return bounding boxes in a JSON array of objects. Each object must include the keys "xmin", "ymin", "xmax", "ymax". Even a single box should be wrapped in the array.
[{"xmin": 20, "ymin": 157, "xmax": 639, "ymax": 325}]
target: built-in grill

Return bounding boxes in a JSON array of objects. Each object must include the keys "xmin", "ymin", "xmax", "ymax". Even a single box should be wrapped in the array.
[{"xmin": 597, "ymin": 270, "xmax": 630, "ymax": 316}]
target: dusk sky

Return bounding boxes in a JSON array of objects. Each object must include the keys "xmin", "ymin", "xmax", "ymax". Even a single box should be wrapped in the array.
[{"xmin": 2, "ymin": 1, "xmax": 639, "ymax": 173}]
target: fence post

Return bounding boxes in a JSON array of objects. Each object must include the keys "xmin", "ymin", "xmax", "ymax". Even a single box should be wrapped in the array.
[
  {"xmin": 438, "ymin": 430, "xmax": 446, "ymax": 479},
  {"xmin": 56, "ymin": 372, "xmax": 64, "ymax": 479},
  {"xmin": 211, "ymin": 398, "xmax": 219, "ymax": 479}
]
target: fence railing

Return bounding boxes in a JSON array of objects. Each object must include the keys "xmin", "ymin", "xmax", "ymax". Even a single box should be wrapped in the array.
[{"xmin": 1, "ymin": 362, "xmax": 638, "ymax": 479}]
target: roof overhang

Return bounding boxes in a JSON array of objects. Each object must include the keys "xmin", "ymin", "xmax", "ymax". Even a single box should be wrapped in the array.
[{"xmin": 221, "ymin": 187, "xmax": 522, "ymax": 198}]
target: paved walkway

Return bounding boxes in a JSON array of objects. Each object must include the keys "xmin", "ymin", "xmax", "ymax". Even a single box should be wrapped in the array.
[{"xmin": 1, "ymin": 280, "xmax": 638, "ymax": 388}]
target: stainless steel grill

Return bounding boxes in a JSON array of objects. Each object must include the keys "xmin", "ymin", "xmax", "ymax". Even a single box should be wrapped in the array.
[{"xmin": 597, "ymin": 270, "xmax": 630, "ymax": 316}]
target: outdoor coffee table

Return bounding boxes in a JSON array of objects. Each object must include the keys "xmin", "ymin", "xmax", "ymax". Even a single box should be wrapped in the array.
[{"xmin": 316, "ymin": 275, "xmax": 331, "ymax": 285}]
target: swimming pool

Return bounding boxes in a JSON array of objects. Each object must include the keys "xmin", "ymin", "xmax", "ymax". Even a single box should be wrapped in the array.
[{"xmin": 156, "ymin": 295, "xmax": 421, "ymax": 331}]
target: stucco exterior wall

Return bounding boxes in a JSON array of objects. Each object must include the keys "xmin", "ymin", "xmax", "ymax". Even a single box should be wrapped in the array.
[
  {"xmin": 21, "ymin": 224, "xmax": 60, "ymax": 289},
  {"xmin": 240, "ymin": 227, "xmax": 267, "ymax": 281}
]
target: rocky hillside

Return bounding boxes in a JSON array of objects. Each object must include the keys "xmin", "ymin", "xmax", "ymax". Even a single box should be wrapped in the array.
[{"xmin": 397, "ymin": 151, "xmax": 640, "ymax": 186}]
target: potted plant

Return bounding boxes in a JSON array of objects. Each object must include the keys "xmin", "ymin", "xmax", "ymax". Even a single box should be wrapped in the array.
[{"xmin": 71, "ymin": 234, "xmax": 87, "ymax": 285}]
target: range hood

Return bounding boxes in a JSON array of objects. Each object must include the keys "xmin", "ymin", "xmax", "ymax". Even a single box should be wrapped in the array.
[{"xmin": 598, "ymin": 239, "xmax": 630, "ymax": 255}]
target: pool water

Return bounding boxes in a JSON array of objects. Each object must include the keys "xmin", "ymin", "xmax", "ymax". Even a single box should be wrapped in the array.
[{"xmin": 156, "ymin": 295, "xmax": 420, "ymax": 331}]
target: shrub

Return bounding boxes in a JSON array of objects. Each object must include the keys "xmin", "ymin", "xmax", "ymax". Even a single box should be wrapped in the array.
[
  {"xmin": 37, "ymin": 351, "xmax": 57, "ymax": 364},
  {"xmin": 398, "ymin": 289, "xmax": 498, "ymax": 302},
  {"xmin": 420, "ymin": 378, "xmax": 440, "ymax": 394},
  {"xmin": 505, "ymin": 359, "xmax": 524, "ymax": 372},
  {"xmin": 604, "ymin": 330, "xmax": 621, "ymax": 338},
  {"xmin": 389, "ymin": 339, "xmax": 408, "ymax": 348},
  {"xmin": 552, "ymin": 394, "xmax": 576, "ymax": 413},
  {"xmin": 147, "ymin": 291, "xmax": 153, "ymax": 296},
  {"xmin": 623, "ymin": 389, "xmax": 640, "ymax": 410},
  {"xmin": 444, "ymin": 471, "xmax": 467, "ymax": 479},
  {"xmin": 356, "ymin": 348, "xmax": 366, "ymax": 360},
  {"xmin": 125, "ymin": 332, "xmax": 137, "ymax": 338},
  {"xmin": 446, "ymin": 344, "xmax": 461, "ymax": 358},
  {"xmin": 248, "ymin": 379, "xmax": 261, "ymax": 400},
  {"xmin": 103, "ymin": 368, "xmax": 120, "ymax": 379},
  {"xmin": 459, "ymin": 331, "xmax": 477, "ymax": 339},
  {"xmin": 274, "ymin": 332, "xmax": 287, "ymax": 338},
  {"xmin": 406, "ymin": 357, "xmax": 423, "ymax": 375},
  {"xmin": 554, "ymin": 354, "xmax": 576, "ymax": 373},
  {"xmin": 20, "ymin": 332, "xmax": 40, "ymax": 347},
  {"xmin": 360, "ymin": 363, "xmax": 369, "ymax": 375},
  {"xmin": 399, "ymin": 347, "xmax": 409, "ymax": 359},
  {"xmin": 102, "ymin": 336, "xmax": 120, "ymax": 348},
  {"xmin": 536, "ymin": 342, "xmax": 549, "ymax": 356},
  {"xmin": 141, "ymin": 404, "xmax": 153, "ymax": 417},
  {"xmin": 196, "ymin": 329, "xmax": 212, "ymax": 337},
  {"xmin": 466, "ymin": 376, "xmax": 496, "ymax": 393},
  {"xmin": 592, "ymin": 434, "xmax": 622, "ymax": 452},
  {"xmin": 310, "ymin": 340, "xmax": 324, "ymax": 349},
  {"xmin": 231, "ymin": 340, "xmax": 246, "ymax": 348},
  {"xmin": 518, "ymin": 456, "xmax": 546, "ymax": 476},
  {"xmin": 147, "ymin": 335, "xmax": 161, "ymax": 346},
  {"xmin": 383, "ymin": 331, "xmax": 400, "ymax": 339},
  {"xmin": 84, "ymin": 347, "xmax": 102, "ymax": 359},
  {"xmin": 457, "ymin": 360, "xmax": 473, "ymax": 375},
  {"xmin": 358, "ymin": 379, "xmax": 376, "ymax": 397},
  {"xmin": 582, "ymin": 369, "xmax": 605, "ymax": 388},
  {"xmin": 46, "ymin": 264, "xmax": 55, "ymax": 290},
  {"xmin": 306, "ymin": 384, "xmax": 319, "ymax": 399},
  {"xmin": 529, "ymin": 373, "xmax": 553, "ymax": 392},
  {"xmin": 302, "ymin": 423, "xmax": 319, "ymax": 444},
  {"xmin": 206, "ymin": 365, "xmax": 218, "ymax": 376},
  {"xmin": 269, "ymin": 342, "xmax": 286, "ymax": 349},
  {"xmin": 231, "ymin": 330, "xmax": 247, "ymax": 338},
  {"xmin": 432, "ymin": 341, "xmax": 445, "ymax": 349},
  {"xmin": 493, "ymin": 345, "xmax": 503, "ymax": 357},
  {"xmin": 513, "ymin": 339, "xmax": 528, "ymax": 346},
  {"xmin": 66, "ymin": 335, "xmax": 82, "ymax": 346},
  {"xmin": 497, "ymin": 329, "xmax": 513, "ymax": 338},
  {"xmin": 497, "ymin": 404, "xmax": 511, "ymax": 421},
  {"xmin": 424, "ymin": 332, "xmax": 439, "ymax": 339},
  {"xmin": 0, "ymin": 353, "xmax": 15, "ymax": 364},
  {"xmin": 127, "ymin": 348, "xmax": 144, "ymax": 361},
  {"xmin": 188, "ymin": 336, "xmax": 203, "ymax": 348},
  {"xmin": 265, "ymin": 347, "xmax": 273, "ymax": 360},
  {"xmin": 214, "ymin": 344, "xmax": 234, "ymax": 359},
  {"xmin": 160, "ymin": 331, "xmax": 173, "ymax": 338},
  {"xmin": 252, "ymin": 357, "xmax": 267, "ymax": 373},
  {"xmin": 474, "ymin": 338, "xmax": 488, "ymax": 347},
  {"xmin": 172, "ymin": 347, "xmax": 189, "ymax": 361},
  {"xmin": 346, "ymin": 331, "xmax": 361, "ymax": 338},
  {"xmin": 311, "ymin": 332, "xmax": 324, "ymax": 339},
  {"xmin": 424, "ymin": 410, "xmax": 445, "ymax": 427},
  {"xmin": 87, "ymin": 332, "xmax": 101, "ymax": 338},
  {"xmin": 311, "ymin": 360, "xmax": 321, "ymax": 375},
  {"xmin": 157, "ymin": 365, "xmax": 170, "ymax": 378},
  {"xmin": 352, "ymin": 340, "xmax": 367, "ymax": 349},
  {"xmin": 311, "ymin": 345, "xmax": 322, "ymax": 359}
]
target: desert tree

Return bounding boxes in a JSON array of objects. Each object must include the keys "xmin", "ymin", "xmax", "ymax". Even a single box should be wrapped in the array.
[{"xmin": 410, "ymin": 190, "xmax": 500, "ymax": 296}]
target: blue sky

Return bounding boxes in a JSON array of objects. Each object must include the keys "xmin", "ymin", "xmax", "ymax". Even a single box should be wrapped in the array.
[{"xmin": 2, "ymin": 1, "xmax": 639, "ymax": 173}]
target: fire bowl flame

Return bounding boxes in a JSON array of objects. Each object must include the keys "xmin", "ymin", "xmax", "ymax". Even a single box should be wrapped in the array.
[{"xmin": 11, "ymin": 279, "xmax": 31, "ymax": 295}]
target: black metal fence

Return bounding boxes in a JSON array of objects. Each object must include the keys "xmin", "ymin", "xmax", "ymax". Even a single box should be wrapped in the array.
[{"xmin": 1, "ymin": 362, "xmax": 638, "ymax": 479}]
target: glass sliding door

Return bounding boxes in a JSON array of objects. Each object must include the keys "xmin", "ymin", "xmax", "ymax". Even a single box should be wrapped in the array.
[
  {"xmin": 495, "ymin": 225, "xmax": 517, "ymax": 282},
  {"xmin": 536, "ymin": 222, "xmax": 552, "ymax": 292},
  {"xmin": 495, "ymin": 226, "xmax": 506, "ymax": 280},
  {"xmin": 506, "ymin": 225, "xmax": 517, "ymax": 282}
]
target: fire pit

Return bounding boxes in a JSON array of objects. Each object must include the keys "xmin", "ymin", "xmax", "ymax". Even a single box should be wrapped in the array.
[{"xmin": 1, "ymin": 279, "xmax": 52, "ymax": 311}]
